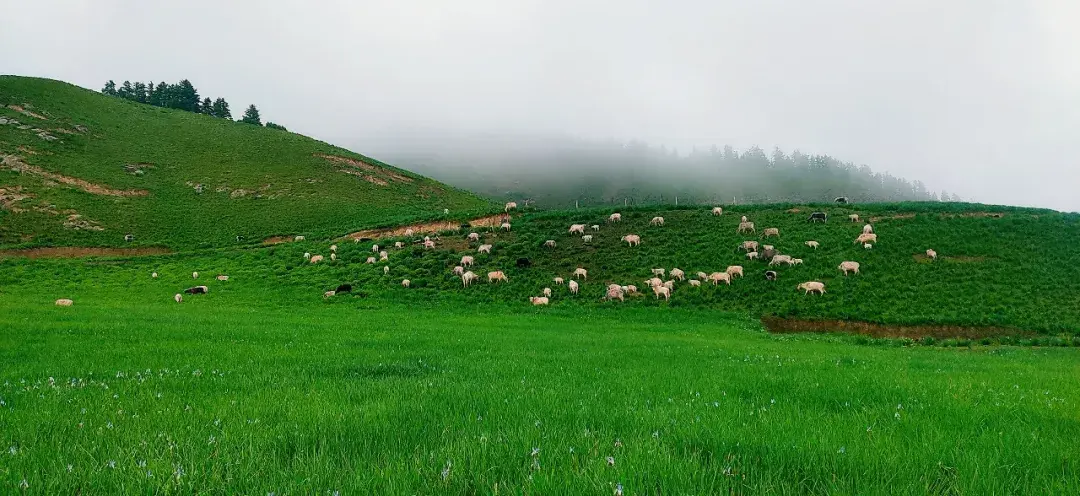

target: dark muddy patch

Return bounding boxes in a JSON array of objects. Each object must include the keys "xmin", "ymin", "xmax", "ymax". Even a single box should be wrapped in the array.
[{"xmin": 761, "ymin": 317, "xmax": 1033, "ymax": 339}]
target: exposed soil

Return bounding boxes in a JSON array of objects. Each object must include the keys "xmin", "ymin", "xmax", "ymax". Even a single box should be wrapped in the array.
[
  {"xmin": 263, "ymin": 236, "xmax": 293, "ymax": 245},
  {"xmin": 262, "ymin": 214, "xmax": 508, "ymax": 245},
  {"xmin": 0, "ymin": 186, "xmax": 33, "ymax": 211},
  {"xmin": 942, "ymin": 212, "xmax": 1006, "ymax": 219},
  {"xmin": 0, "ymin": 247, "xmax": 172, "ymax": 259},
  {"xmin": 3, "ymin": 155, "xmax": 149, "ymax": 197},
  {"xmin": 761, "ymin": 317, "xmax": 1031, "ymax": 339},
  {"xmin": 869, "ymin": 213, "xmax": 916, "ymax": 222},
  {"xmin": 7, "ymin": 105, "xmax": 48, "ymax": 120},
  {"xmin": 316, "ymin": 154, "xmax": 414, "ymax": 184}
]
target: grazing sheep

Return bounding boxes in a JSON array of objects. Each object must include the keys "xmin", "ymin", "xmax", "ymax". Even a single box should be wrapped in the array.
[
  {"xmin": 478, "ymin": 244, "xmax": 492, "ymax": 254},
  {"xmin": 505, "ymin": 201, "xmax": 518, "ymax": 212},
  {"xmin": 330, "ymin": 244, "xmax": 338, "ymax": 252},
  {"xmin": 769, "ymin": 255, "xmax": 794, "ymax": 266},
  {"xmin": 807, "ymin": 212, "xmax": 827, "ymax": 223},
  {"xmin": 737, "ymin": 222, "xmax": 756, "ymax": 234},
  {"xmin": 544, "ymin": 240, "xmax": 557, "ymax": 249},
  {"xmin": 651, "ymin": 268, "xmax": 666, "ymax": 277},
  {"xmin": 854, "ymin": 233, "xmax": 878, "ymax": 244},
  {"xmin": 383, "ymin": 266, "xmax": 390, "ymax": 274},
  {"xmin": 152, "ymin": 272, "xmax": 158, "ymax": 278},
  {"xmin": 461, "ymin": 271, "xmax": 478, "ymax": 287},
  {"xmin": 174, "ymin": 294, "xmax": 183, "ymax": 303},
  {"xmin": 652, "ymin": 285, "xmax": 670, "ymax": 300},
  {"xmin": 323, "ymin": 290, "xmax": 335, "ymax": 299},
  {"xmin": 569, "ymin": 224, "xmax": 586, "ymax": 234},
  {"xmin": 294, "ymin": 235, "xmax": 305, "ymax": 241},
  {"xmin": 216, "ymin": 275, "xmax": 229, "ymax": 281},
  {"xmin": 712, "ymin": 206, "xmax": 723, "ymax": 216},
  {"xmin": 424, "ymin": 236, "xmax": 431, "ymax": 242},
  {"xmin": 468, "ymin": 232, "xmax": 480, "ymax": 241},
  {"xmin": 709, "ymin": 272, "xmax": 731, "ymax": 285},
  {"xmin": 395, "ymin": 241, "xmax": 404, "ymax": 249},
  {"xmin": 726, "ymin": 266, "xmax": 744, "ymax": 278},
  {"xmin": 663, "ymin": 280, "xmax": 675, "ymax": 291},
  {"xmin": 591, "ymin": 224, "xmax": 600, "ymax": 231},
  {"xmin": 645, "ymin": 277, "xmax": 663, "ymax": 288},
  {"xmin": 372, "ymin": 244, "xmax": 380, "ymax": 253},
  {"xmin": 741, "ymin": 215, "xmax": 748, "ymax": 222},
  {"xmin": 696, "ymin": 271, "xmax": 708, "ymax": 280},
  {"xmin": 192, "ymin": 271, "xmax": 199, "ymax": 279},
  {"xmin": 501, "ymin": 222, "xmax": 511, "ymax": 231},
  {"xmin": 453, "ymin": 266, "xmax": 465, "ymax": 276},
  {"xmin": 379, "ymin": 250, "xmax": 388, "ymax": 260},
  {"xmin": 763, "ymin": 227, "xmax": 780, "ymax": 238},
  {"xmin": 530, "ymin": 296, "xmax": 550, "ymax": 305},
  {"xmin": 554, "ymin": 277, "xmax": 564, "ymax": 285},
  {"xmin": 849, "ymin": 214, "xmax": 860, "ymax": 222},
  {"xmin": 741, "ymin": 240, "xmax": 759, "ymax": 252},
  {"xmin": 798, "ymin": 281, "xmax": 826, "ymax": 295},
  {"xmin": 487, "ymin": 271, "xmax": 508, "ymax": 283},
  {"xmin": 582, "ymin": 235, "xmax": 593, "ymax": 243},
  {"xmin": 609, "ymin": 213, "xmax": 622, "ymax": 223},
  {"xmin": 574, "ymin": 268, "xmax": 588, "ymax": 280},
  {"xmin": 650, "ymin": 216, "xmax": 665, "ymax": 226},
  {"xmin": 625, "ymin": 285, "xmax": 638, "ymax": 294},
  {"xmin": 805, "ymin": 241, "xmax": 820, "ymax": 249},
  {"xmin": 423, "ymin": 240, "xmax": 436, "ymax": 249},
  {"xmin": 569, "ymin": 280, "xmax": 580, "ymax": 294},
  {"xmin": 405, "ymin": 228, "xmax": 414, "ymax": 236},
  {"xmin": 835, "ymin": 196, "xmax": 848, "ymax": 204},
  {"xmin": 864, "ymin": 243, "xmax": 873, "ymax": 250},
  {"xmin": 461, "ymin": 255, "xmax": 475, "ymax": 267},
  {"xmin": 765, "ymin": 270, "xmax": 778, "ymax": 281},
  {"xmin": 365, "ymin": 256, "xmax": 376, "ymax": 264},
  {"xmin": 763, "ymin": 245, "xmax": 774, "ymax": 252},
  {"xmin": 863, "ymin": 224, "xmax": 874, "ymax": 234},
  {"xmin": 688, "ymin": 279, "xmax": 701, "ymax": 287},
  {"xmin": 747, "ymin": 251, "xmax": 759, "ymax": 260},
  {"xmin": 606, "ymin": 285, "xmax": 625, "ymax": 301},
  {"xmin": 670, "ymin": 268, "xmax": 685, "ymax": 281},
  {"xmin": 402, "ymin": 279, "xmax": 411, "ymax": 288},
  {"xmin": 838, "ymin": 261, "xmax": 861, "ymax": 275},
  {"xmin": 543, "ymin": 287, "xmax": 552, "ymax": 297},
  {"xmin": 621, "ymin": 234, "xmax": 641, "ymax": 246},
  {"xmin": 55, "ymin": 298, "xmax": 74, "ymax": 306},
  {"xmin": 791, "ymin": 258, "xmax": 803, "ymax": 265},
  {"xmin": 761, "ymin": 248, "xmax": 778, "ymax": 261},
  {"xmin": 926, "ymin": 249, "xmax": 938, "ymax": 260},
  {"xmin": 330, "ymin": 253, "xmax": 337, "ymax": 261},
  {"xmin": 184, "ymin": 286, "xmax": 209, "ymax": 294},
  {"xmin": 353, "ymin": 238, "xmax": 361, "ymax": 243}
]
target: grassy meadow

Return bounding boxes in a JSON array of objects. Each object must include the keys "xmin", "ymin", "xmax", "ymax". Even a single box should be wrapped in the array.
[{"xmin": 1, "ymin": 294, "xmax": 1078, "ymax": 494}]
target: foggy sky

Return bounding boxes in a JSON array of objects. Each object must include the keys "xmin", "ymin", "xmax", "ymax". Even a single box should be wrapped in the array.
[{"xmin": 3, "ymin": 0, "xmax": 1078, "ymax": 211}]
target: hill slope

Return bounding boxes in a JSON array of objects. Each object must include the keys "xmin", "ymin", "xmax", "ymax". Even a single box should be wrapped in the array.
[{"xmin": 0, "ymin": 76, "xmax": 494, "ymax": 249}]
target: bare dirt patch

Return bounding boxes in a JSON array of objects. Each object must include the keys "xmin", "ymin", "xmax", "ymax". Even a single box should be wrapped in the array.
[
  {"xmin": 7, "ymin": 105, "xmax": 48, "ymax": 120},
  {"xmin": 0, "ymin": 186, "xmax": 33, "ymax": 212},
  {"xmin": 0, "ymin": 247, "xmax": 172, "ymax": 259},
  {"xmin": 869, "ymin": 213, "xmax": 916, "ymax": 223},
  {"xmin": 3, "ymin": 155, "xmax": 149, "ymax": 197},
  {"xmin": 761, "ymin": 317, "xmax": 1031, "ymax": 340},
  {"xmin": 263, "ymin": 236, "xmax": 293, "ymax": 245},
  {"xmin": 316, "ymin": 154, "xmax": 414, "ymax": 184}
]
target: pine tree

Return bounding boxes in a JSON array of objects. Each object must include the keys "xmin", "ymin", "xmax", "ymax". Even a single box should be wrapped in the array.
[
  {"xmin": 145, "ymin": 81, "xmax": 155, "ymax": 104},
  {"xmin": 212, "ymin": 98, "xmax": 232, "ymax": 120},
  {"xmin": 152, "ymin": 82, "xmax": 168, "ymax": 107},
  {"xmin": 201, "ymin": 97, "xmax": 214, "ymax": 116},
  {"xmin": 265, "ymin": 122, "xmax": 287, "ymax": 131},
  {"xmin": 240, "ymin": 105, "xmax": 261, "ymax": 125},
  {"xmin": 172, "ymin": 79, "xmax": 200, "ymax": 112},
  {"xmin": 119, "ymin": 81, "xmax": 134, "ymax": 99},
  {"xmin": 102, "ymin": 80, "xmax": 117, "ymax": 95},
  {"xmin": 133, "ymin": 82, "xmax": 147, "ymax": 103}
]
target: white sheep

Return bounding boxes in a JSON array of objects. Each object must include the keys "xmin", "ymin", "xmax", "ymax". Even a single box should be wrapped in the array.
[
  {"xmin": 573, "ymin": 268, "xmax": 588, "ymax": 280},
  {"xmin": 311, "ymin": 255, "xmax": 325, "ymax": 263},
  {"xmin": 650, "ymin": 216, "xmax": 665, "ymax": 226},
  {"xmin": 838, "ymin": 261, "xmax": 861, "ymax": 275},
  {"xmin": 530, "ymin": 296, "xmax": 550, "ymax": 305},
  {"xmin": 651, "ymin": 268, "xmax": 666, "ymax": 277},
  {"xmin": 404, "ymin": 228, "xmax": 414, "ymax": 236},
  {"xmin": 152, "ymin": 272, "xmax": 158, "ymax": 278},
  {"xmin": 741, "ymin": 240, "xmax": 759, "ymax": 252},
  {"xmin": 689, "ymin": 279, "xmax": 701, "ymax": 287},
  {"xmin": 505, "ymin": 201, "xmax": 518, "ymax": 212},
  {"xmin": 394, "ymin": 241, "xmax": 404, "ymax": 249},
  {"xmin": 461, "ymin": 271, "xmax": 478, "ymax": 287},
  {"xmin": 609, "ymin": 213, "xmax": 622, "ymax": 223},
  {"xmin": 621, "ymin": 234, "xmax": 641, "ymax": 246},
  {"xmin": 192, "ymin": 271, "xmax": 199, "ymax": 279},
  {"xmin": 747, "ymin": 251, "xmax": 759, "ymax": 260},
  {"xmin": 798, "ymin": 281, "xmax": 826, "ymax": 295},
  {"xmin": 330, "ymin": 253, "xmax": 337, "ymax": 261},
  {"xmin": 173, "ymin": 294, "xmax": 182, "ymax": 303},
  {"xmin": 712, "ymin": 207, "xmax": 723, "ymax": 216},
  {"xmin": 383, "ymin": 266, "xmax": 390, "ymax": 274},
  {"xmin": 805, "ymin": 241, "xmax": 819, "ymax": 249},
  {"xmin": 763, "ymin": 227, "xmax": 780, "ymax": 238},
  {"xmin": 303, "ymin": 253, "xmax": 311, "ymax": 259},
  {"xmin": 379, "ymin": 250, "xmax": 388, "ymax": 260},
  {"xmin": 726, "ymin": 266, "xmax": 744, "ymax": 278},
  {"xmin": 653, "ymin": 285, "xmax": 671, "ymax": 300},
  {"xmin": 554, "ymin": 277, "xmax": 564, "ymax": 285},
  {"xmin": 323, "ymin": 290, "xmax": 335, "ymax": 298},
  {"xmin": 478, "ymin": 244, "xmax": 492, "ymax": 254},
  {"xmin": 737, "ymin": 222, "xmax": 755, "ymax": 234},
  {"xmin": 854, "ymin": 233, "xmax": 877, "ymax": 245},
  {"xmin": 863, "ymin": 224, "xmax": 874, "ymax": 234},
  {"xmin": 696, "ymin": 271, "xmax": 708, "ymax": 280},
  {"xmin": 591, "ymin": 225, "xmax": 600, "ymax": 231},
  {"xmin": 501, "ymin": 222, "xmax": 511, "ymax": 231},
  {"xmin": 216, "ymin": 275, "xmax": 229, "ymax": 281},
  {"xmin": 849, "ymin": 214, "xmax": 860, "ymax": 222},
  {"xmin": 569, "ymin": 280, "xmax": 580, "ymax": 294},
  {"xmin": 423, "ymin": 240, "xmax": 436, "ymax": 249},
  {"xmin": 670, "ymin": 268, "xmax": 685, "ymax": 281},
  {"xmin": 372, "ymin": 244, "xmax": 380, "ymax": 253},
  {"xmin": 605, "ymin": 285, "xmax": 624, "ymax": 301},
  {"xmin": 709, "ymin": 272, "xmax": 731, "ymax": 285},
  {"xmin": 330, "ymin": 244, "xmax": 337, "ymax": 252},
  {"xmin": 453, "ymin": 266, "xmax": 465, "ymax": 276},
  {"xmin": 461, "ymin": 255, "xmax": 475, "ymax": 267},
  {"xmin": 365, "ymin": 256, "xmax": 376, "ymax": 264},
  {"xmin": 468, "ymin": 232, "xmax": 480, "ymax": 241},
  {"xmin": 487, "ymin": 271, "xmax": 508, "ymax": 283},
  {"xmin": 569, "ymin": 224, "xmax": 586, "ymax": 234},
  {"xmin": 294, "ymin": 235, "xmax": 305, "ymax": 242},
  {"xmin": 544, "ymin": 240, "xmax": 557, "ymax": 249},
  {"xmin": 645, "ymin": 277, "xmax": 663, "ymax": 288},
  {"xmin": 864, "ymin": 243, "xmax": 873, "ymax": 250},
  {"xmin": 791, "ymin": 258, "xmax": 803, "ymax": 265},
  {"xmin": 624, "ymin": 285, "xmax": 638, "ymax": 294},
  {"xmin": 582, "ymin": 235, "xmax": 593, "ymax": 243},
  {"xmin": 926, "ymin": 249, "xmax": 937, "ymax": 260},
  {"xmin": 402, "ymin": 279, "xmax": 411, "ymax": 288},
  {"xmin": 542, "ymin": 287, "xmax": 552, "ymax": 297},
  {"xmin": 741, "ymin": 215, "xmax": 748, "ymax": 222},
  {"xmin": 769, "ymin": 255, "xmax": 794, "ymax": 266}
]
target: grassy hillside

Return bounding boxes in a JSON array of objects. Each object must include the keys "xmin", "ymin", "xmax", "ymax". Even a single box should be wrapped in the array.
[{"xmin": 0, "ymin": 76, "xmax": 494, "ymax": 250}]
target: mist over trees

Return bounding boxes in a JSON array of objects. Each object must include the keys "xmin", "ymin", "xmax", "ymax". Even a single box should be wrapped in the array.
[
  {"xmin": 376, "ymin": 134, "xmax": 947, "ymax": 208},
  {"xmin": 101, "ymin": 79, "xmax": 275, "ymax": 129}
]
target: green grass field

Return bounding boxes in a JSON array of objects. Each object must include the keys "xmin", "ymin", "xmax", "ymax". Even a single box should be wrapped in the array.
[
  {"xmin": 2, "ymin": 295, "xmax": 1078, "ymax": 494},
  {"xmin": 0, "ymin": 76, "xmax": 494, "ymax": 250}
]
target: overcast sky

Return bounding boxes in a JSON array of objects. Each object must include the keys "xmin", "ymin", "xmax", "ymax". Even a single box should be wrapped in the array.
[{"xmin": 3, "ymin": 0, "xmax": 1078, "ymax": 211}]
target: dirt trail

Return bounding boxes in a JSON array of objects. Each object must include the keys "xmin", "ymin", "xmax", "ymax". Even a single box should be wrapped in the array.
[
  {"xmin": 868, "ymin": 213, "xmax": 916, "ymax": 223},
  {"xmin": 7, "ymin": 105, "xmax": 48, "ymax": 120},
  {"xmin": 761, "ymin": 317, "xmax": 1030, "ymax": 339},
  {"xmin": 264, "ymin": 214, "xmax": 507, "ymax": 245},
  {"xmin": 2, "ymin": 155, "xmax": 149, "ymax": 197},
  {"xmin": 0, "ymin": 247, "xmax": 172, "ymax": 259},
  {"xmin": 316, "ymin": 154, "xmax": 415, "ymax": 184}
]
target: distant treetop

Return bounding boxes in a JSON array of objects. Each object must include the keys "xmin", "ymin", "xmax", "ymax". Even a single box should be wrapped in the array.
[{"xmin": 101, "ymin": 78, "xmax": 280, "ymax": 130}]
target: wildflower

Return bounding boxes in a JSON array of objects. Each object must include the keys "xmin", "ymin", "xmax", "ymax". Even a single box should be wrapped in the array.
[
  {"xmin": 652, "ymin": 431, "xmax": 659, "ymax": 438},
  {"xmin": 441, "ymin": 460, "xmax": 452, "ymax": 480},
  {"xmin": 66, "ymin": 464, "xmax": 73, "ymax": 473},
  {"xmin": 531, "ymin": 447, "xmax": 540, "ymax": 457},
  {"xmin": 837, "ymin": 446, "xmax": 846, "ymax": 454},
  {"xmin": 8, "ymin": 446, "xmax": 16, "ymax": 456},
  {"xmin": 606, "ymin": 456, "xmax": 615, "ymax": 466},
  {"xmin": 534, "ymin": 420, "xmax": 541, "ymax": 428},
  {"xmin": 770, "ymin": 398, "xmax": 776, "ymax": 405},
  {"xmin": 174, "ymin": 464, "xmax": 185, "ymax": 482},
  {"xmin": 19, "ymin": 479, "xmax": 28, "ymax": 489},
  {"xmin": 138, "ymin": 460, "xmax": 147, "ymax": 468},
  {"xmin": 146, "ymin": 470, "xmax": 153, "ymax": 478},
  {"xmin": 614, "ymin": 439, "xmax": 623, "ymax": 448},
  {"xmin": 569, "ymin": 447, "xmax": 575, "ymax": 454},
  {"xmin": 208, "ymin": 435, "xmax": 217, "ymax": 445},
  {"xmin": 615, "ymin": 483, "xmax": 624, "ymax": 496},
  {"xmin": 894, "ymin": 412, "xmax": 901, "ymax": 420},
  {"xmin": 106, "ymin": 422, "xmax": 114, "ymax": 429}
]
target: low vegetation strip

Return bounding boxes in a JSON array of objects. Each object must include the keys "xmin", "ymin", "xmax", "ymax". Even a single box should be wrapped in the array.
[
  {"xmin": 761, "ymin": 316, "xmax": 1032, "ymax": 340},
  {"xmin": 0, "ymin": 246, "xmax": 172, "ymax": 258},
  {"xmin": 2, "ymin": 155, "xmax": 149, "ymax": 197}
]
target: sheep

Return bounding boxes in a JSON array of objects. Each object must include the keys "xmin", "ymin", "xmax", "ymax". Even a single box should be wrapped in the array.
[
  {"xmin": 569, "ymin": 224, "xmax": 586, "ymax": 234},
  {"xmin": 854, "ymin": 233, "xmax": 877, "ymax": 244},
  {"xmin": 174, "ymin": 293, "xmax": 183, "ymax": 303},
  {"xmin": 863, "ymin": 224, "xmax": 874, "ymax": 234},
  {"xmin": 505, "ymin": 201, "xmax": 518, "ymax": 212},
  {"xmin": 621, "ymin": 234, "xmax": 641, "ymax": 246},
  {"xmin": 310, "ymin": 255, "xmax": 324, "ymax": 264},
  {"xmin": 663, "ymin": 280, "xmax": 675, "ymax": 291},
  {"xmin": 501, "ymin": 222, "xmax": 511, "ymax": 231},
  {"xmin": 926, "ymin": 249, "xmax": 938, "ymax": 260},
  {"xmin": 554, "ymin": 277, "xmax": 564, "ymax": 285},
  {"xmin": 330, "ymin": 253, "xmax": 337, "ymax": 261},
  {"xmin": 184, "ymin": 286, "xmax": 209, "ymax": 294},
  {"xmin": 394, "ymin": 241, "xmax": 404, "ymax": 249},
  {"xmin": 487, "ymin": 271, "xmax": 508, "ymax": 283},
  {"xmin": 383, "ymin": 266, "xmax": 390, "ymax": 275},
  {"xmin": 765, "ymin": 270, "xmax": 778, "ymax": 281},
  {"xmin": 55, "ymin": 298, "xmax": 74, "ymax": 306},
  {"xmin": 741, "ymin": 240, "xmax": 759, "ymax": 252},
  {"xmin": 709, "ymin": 272, "xmax": 731, "ymax": 285},
  {"xmin": 152, "ymin": 272, "xmax": 158, "ymax": 278},
  {"xmin": 834, "ymin": 196, "xmax": 848, "ymax": 204},
  {"xmin": 372, "ymin": 244, "xmax": 380, "ymax": 253},
  {"xmin": 762, "ymin": 227, "xmax": 780, "ymax": 238},
  {"xmin": 404, "ymin": 228, "xmax": 414, "ymax": 236},
  {"xmin": 651, "ymin": 268, "xmax": 666, "ymax": 277},
  {"xmin": 696, "ymin": 271, "xmax": 708, "ymax": 280},
  {"xmin": 569, "ymin": 280, "xmax": 580, "ymax": 294},
  {"xmin": 379, "ymin": 251, "xmax": 388, "ymax": 260},
  {"xmin": 838, "ymin": 261, "xmax": 861, "ymax": 275},
  {"xmin": 192, "ymin": 271, "xmax": 199, "ymax": 279},
  {"xmin": 805, "ymin": 240, "xmax": 820, "ymax": 249},
  {"xmin": 807, "ymin": 212, "xmax": 827, "ymax": 223},
  {"xmin": 625, "ymin": 285, "xmax": 638, "ymax": 294},
  {"xmin": 791, "ymin": 258, "xmax": 803, "ymax": 265},
  {"xmin": 544, "ymin": 240, "xmax": 557, "ymax": 249},
  {"xmin": 468, "ymin": 232, "xmax": 480, "ymax": 241},
  {"xmin": 849, "ymin": 214, "xmax": 860, "ymax": 222},
  {"xmin": 761, "ymin": 248, "xmax": 778, "ymax": 261},
  {"xmin": 712, "ymin": 206, "xmax": 723, "ymax": 216},
  {"xmin": 402, "ymin": 279, "xmax": 411, "ymax": 288},
  {"xmin": 652, "ymin": 285, "xmax": 671, "ymax": 300},
  {"xmin": 650, "ymin": 216, "xmax": 665, "ymax": 226},
  {"xmin": 582, "ymin": 235, "xmax": 593, "ymax": 243},
  {"xmin": 763, "ymin": 245, "xmax": 774, "ymax": 252},
  {"xmin": 461, "ymin": 255, "xmax": 475, "ymax": 267},
  {"xmin": 478, "ymin": 244, "xmax": 492, "ymax": 254},
  {"xmin": 365, "ymin": 256, "xmax": 376, "ymax": 264},
  {"xmin": 330, "ymin": 244, "xmax": 338, "ymax": 252},
  {"xmin": 453, "ymin": 266, "xmax": 465, "ymax": 276},
  {"xmin": 609, "ymin": 213, "xmax": 622, "ymax": 223},
  {"xmin": 323, "ymin": 290, "xmax": 336, "ymax": 299},
  {"xmin": 573, "ymin": 268, "xmax": 588, "ymax": 280},
  {"xmin": 864, "ymin": 243, "xmax": 873, "ymax": 250},
  {"xmin": 747, "ymin": 251, "xmax": 759, "ymax": 260},
  {"xmin": 688, "ymin": 279, "xmax": 701, "ymax": 287},
  {"xmin": 530, "ymin": 296, "xmax": 550, "ymax": 305},
  {"xmin": 591, "ymin": 224, "xmax": 600, "ymax": 231},
  {"xmin": 423, "ymin": 240, "xmax": 436, "ymax": 249},
  {"xmin": 542, "ymin": 287, "xmax": 552, "ymax": 297},
  {"xmin": 216, "ymin": 275, "xmax": 229, "ymax": 281},
  {"xmin": 798, "ymin": 281, "xmax": 826, "ymax": 295},
  {"xmin": 645, "ymin": 277, "xmax": 663, "ymax": 288},
  {"xmin": 424, "ymin": 236, "xmax": 431, "ymax": 242},
  {"xmin": 726, "ymin": 265, "xmax": 744, "ymax": 278},
  {"xmin": 606, "ymin": 285, "xmax": 625, "ymax": 302},
  {"xmin": 670, "ymin": 268, "xmax": 685, "ymax": 281},
  {"xmin": 461, "ymin": 271, "xmax": 478, "ymax": 287},
  {"xmin": 295, "ymin": 235, "xmax": 305, "ymax": 242},
  {"xmin": 737, "ymin": 222, "xmax": 755, "ymax": 234},
  {"xmin": 769, "ymin": 255, "xmax": 794, "ymax": 266},
  {"xmin": 741, "ymin": 215, "xmax": 748, "ymax": 222}
]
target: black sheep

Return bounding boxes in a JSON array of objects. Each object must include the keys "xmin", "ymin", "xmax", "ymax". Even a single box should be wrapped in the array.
[
  {"xmin": 516, "ymin": 257, "xmax": 532, "ymax": 268},
  {"xmin": 335, "ymin": 284, "xmax": 352, "ymax": 294},
  {"xmin": 765, "ymin": 271, "xmax": 778, "ymax": 281},
  {"xmin": 807, "ymin": 212, "xmax": 828, "ymax": 223},
  {"xmin": 184, "ymin": 286, "xmax": 209, "ymax": 294}
]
